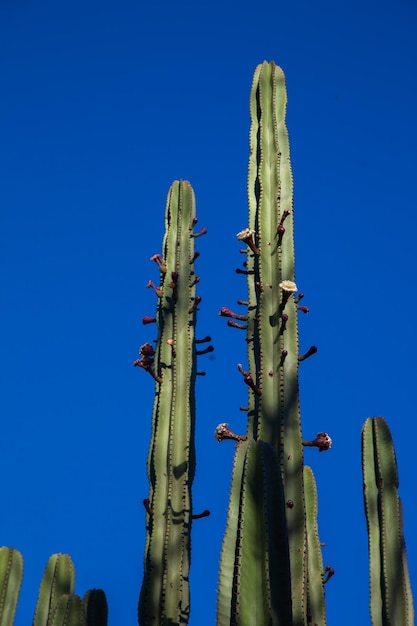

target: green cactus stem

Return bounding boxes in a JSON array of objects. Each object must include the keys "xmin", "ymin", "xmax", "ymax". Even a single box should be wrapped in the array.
[
  {"xmin": 362, "ymin": 416, "xmax": 414, "ymax": 625},
  {"xmin": 83, "ymin": 589, "xmax": 108, "ymax": 626},
  {"xmin": 0, "ymin": 546, "xmax": 23, "ymax": 626},
  {"xmin": 138, "ymin": 180, "xmax": 210, "ymax": 625},
  {"xmin": 217, "ymin": 61, "xmax": 310, "ymax": 626},
  {"xmin": 304, "ymin": 466, "xmax": 326, "ymax": 626},
  {"xmin": 33, "ymin": 553, "xmax": 76, "ymax": 626},
  {"xmin": 219, "ymin": 438, "xmax": 292, "ymax": 625},
  {"xmin": 50, "ymin": 593, "xmax": 84, "ymax": 626}
]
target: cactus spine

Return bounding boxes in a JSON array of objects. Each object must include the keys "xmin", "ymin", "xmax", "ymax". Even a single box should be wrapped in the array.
[
  {"xmin": 217, "ymin": 61, "xmax": 322, "ymax": 626},
  {"xmin": 362, "ymin": 417, "xmax": 414, "ymax": 625},
  {"xmin": 138, "ymin": 180, "xmax": 210, "ymax": 625}
]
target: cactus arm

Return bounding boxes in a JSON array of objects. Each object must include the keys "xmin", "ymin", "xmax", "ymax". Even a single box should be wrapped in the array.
[
  {"xmin": 139, "ymin": 180, "xmax": 200, "ymax": 625},
  {"xmin": 362, "ymin": 417, "xmax": 414, "ymax": 626},
  {"xmin": 83, "ymin": 589, "xmax": 108, "ymax": 626},
  {"xmin": 217, "ymin": 439, "xmax": 292, "ymax": 626},
  {"xmin": 51, "ymin": 594, "xmax": 85, "ymax": 626},
  {"xmin": 246, "ymin": 61, "xmax": 305, "ymax": 625},
  {"xmin": 33, "ymin": 553, "xmax": 76, "ymax": 626},
  {"xmin": 0, "ymin": 546, "xmax": 23, "ymax": 626},
  {"xmin": 235, "ymin": 439, "xmax": 270, "ymax": 623},
  {"xmin": 216, "ymin": 440, "xmax": 249, "ymax": 626},
  {"xmin": 304, "ymin": 466, "xmax": 326, "ymax": 626}
]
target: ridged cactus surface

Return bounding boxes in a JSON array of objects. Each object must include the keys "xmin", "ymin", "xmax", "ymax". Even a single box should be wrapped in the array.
[
  {"xmin": 0, "ymin": 549, "xmax": 107, "ymax": 625},
  {"xmin": 216, "ymin": 61, "xmax": 319, "ymax": 626},
  {"xmin": 362, "ymin": 416, "xmax": 414, "ymax": 626},
  {"xmin": 138, "ymin": 180, "xmax": 210, "ymax": 625},
  {"xmin": 0, "ymin": 546, "xmax": 23, "ymax": 626}
]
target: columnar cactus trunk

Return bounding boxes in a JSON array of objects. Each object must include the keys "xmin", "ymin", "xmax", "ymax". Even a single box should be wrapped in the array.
[
  {"xmin": 216, "ymin": 61, "xmax": 323, "ymax": 626},
  {"xmin": 138, "ymin": 180, "xmax": 210, "ymax": 625},
  {"xmin": 362, "ymin": 417, "xmax": 414, "ymax": 625}
]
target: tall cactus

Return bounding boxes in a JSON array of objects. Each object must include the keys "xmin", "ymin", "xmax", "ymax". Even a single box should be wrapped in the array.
[
  {"xmin": 216, "ymin": 60, "xmax": 323, "ymax": 626},
  {"xmin": 138, "ymin": 180, "xmax": 211, "ymax": 625},
  {"xmin": 213, "ymin": 61, "xmax": 413, "ymax": 626}
]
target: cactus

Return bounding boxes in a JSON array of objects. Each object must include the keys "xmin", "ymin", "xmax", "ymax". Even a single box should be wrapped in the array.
[
  {"xmin": 304, "ymin": 466, "xmax": 326, "ymax": 626},
  {"xmin": 138, "ymin": 180, "xmax": 211, "ymax": 625},
  {"xmin": 214, "ymin": 61, "xmax": 413, "ymax": 626},
  {"xmin": 216, "ymin": 60, "xmax": 316, "ymax": 626},
  {"xmin": 0, "ymin": 546, "xmax": 23, "ymax": 626},
  {"xmin": 83, "ymin": 589, "xmax": 108, "ymax": 626},
  {"xmin": 33, "ymin": 553, "xmax": 76, "ymax": 625},
  {"xmin": 0, "ymin": 549, "xmax": 107, "ymax": 625},
  {"xmin": 1, "ymin": 62, "xmax": 413, "ymax": 626},
  {"xmin": 362, "ymin": 417, "xmax": 414, "ymax": 625}
]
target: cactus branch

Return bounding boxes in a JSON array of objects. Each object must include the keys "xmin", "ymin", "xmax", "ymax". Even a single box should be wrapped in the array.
[{"xmin": 362, "ymin": 417, "xmax": 414, "ymax": 625}]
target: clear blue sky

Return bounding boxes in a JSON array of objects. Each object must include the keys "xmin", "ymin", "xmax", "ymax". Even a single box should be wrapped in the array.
[{"xmin": 1, "ymin": 1, "xmax": 416, "ymax": 624}]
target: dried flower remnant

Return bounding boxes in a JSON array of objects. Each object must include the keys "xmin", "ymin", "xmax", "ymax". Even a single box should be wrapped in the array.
[
  {"xmin": 133, "ymin": 343, "xmax": 162, "ymax": 383},
  {"xmin": 227, "ymin": 320, "xmax": 248, "ymax": 330},
  {"xmin": 279, "ymin": 350, "xmax": 288, "ymax": 366},
  {"xmin": 236, "ymin": 267, "xmax": 253, "ymax": 276},
  {"xmin": 237, "ymin": 228, "xmax": 260, "ymax": 255},
  {"xmin": 280, "ymin": 313, "xmax": 289, "ymax": 334},
  {"xmin": 149, "ymin": 253, "xmax": 167, "ymax": 273},
  {"xmin": 166, "ymin": 338, "xmax": 176, "ymax": 358},
  {"xmin": 277, "ymin": 210, "xmax": 291, "ymax": 243},
  {"xmin": 322, "ymin": 565, "xmax": 335, "ymax": 584},
  {"xmin": 214, "ymin": 423, "xmax": 247, "ymax": 443},
  {"xmin": 279, "ymin": 280, "xmax": 297, "ymax": 293},
  {"xmin": 147, "ymin": 280, "xmax": 163, "ymax": 298},
  {"xmin": 169, "ymin": 271, "xmax": 179, "ymax": 286},
  {"xmin": 168, "ymin": 272, "xmax": 179, "ymax": 302},
  {"xmin": 278, "ymin": 209, "xmax": 291, "ymax": 229},
  {"xmin": 189, "ymin": 295, "xmax": 202, "ymax": 313},
  {"xmin": 219, "ymin": 307, "xmax": 249, "ymax": 321},
  {"xmin": 238, "ymin": 363, "xmax": 261, "ymax": 395},
  {"xmin": 302, "ymin": 432, "xmax": 332, "ymax": 452},
  {"xmin": 279, "ymin": 280, "xmax": 298, "ymax": 309},
  {"xmin": 139, "ymin": 343, "xmax": 155, "ymax": 358},
  {"xmin": 142, "ymin": 316, "xmax": 156, "ymax": 325},
  {"xmin": 298, "ymin": 345, "xmax": 318, "ymax": 362},
  {"xmin": 196, "ymin": 344, "xmax": 214, "ymax": 356},
  {"xmin": 143, "ymin": 498, "xmax": 154, "ymax": 515},
  {"xmin": 195, "ymin": 335, "xmax": 212, "ymax": 344},
  {"xmin": 191, "ymin": 509, "xmax": 210, "ymax": 519},
  {"xmin": 190, "ymin": 227, "xmax": 207, "ymax": 238},
  {"xmin": 297, "ymin": 305, "xmax": 310, "ymax": 314}
]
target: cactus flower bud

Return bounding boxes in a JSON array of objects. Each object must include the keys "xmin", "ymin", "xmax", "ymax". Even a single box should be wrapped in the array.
[
  {"xmin": 236, "ymin": 227, "xmax": 260, "ymax": 255},
  {"xmin": 214, "ymin": 423, "xmax": 247, "ymax": 443},
  {"xmin": 302, "ymin": 432, "xmax": 332, "ymax": 452}
]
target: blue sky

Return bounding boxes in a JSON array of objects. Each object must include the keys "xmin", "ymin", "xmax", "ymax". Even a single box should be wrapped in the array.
[{"xmin": 1, "ymin": 0, "xmax": 416, "ymax": 624}]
